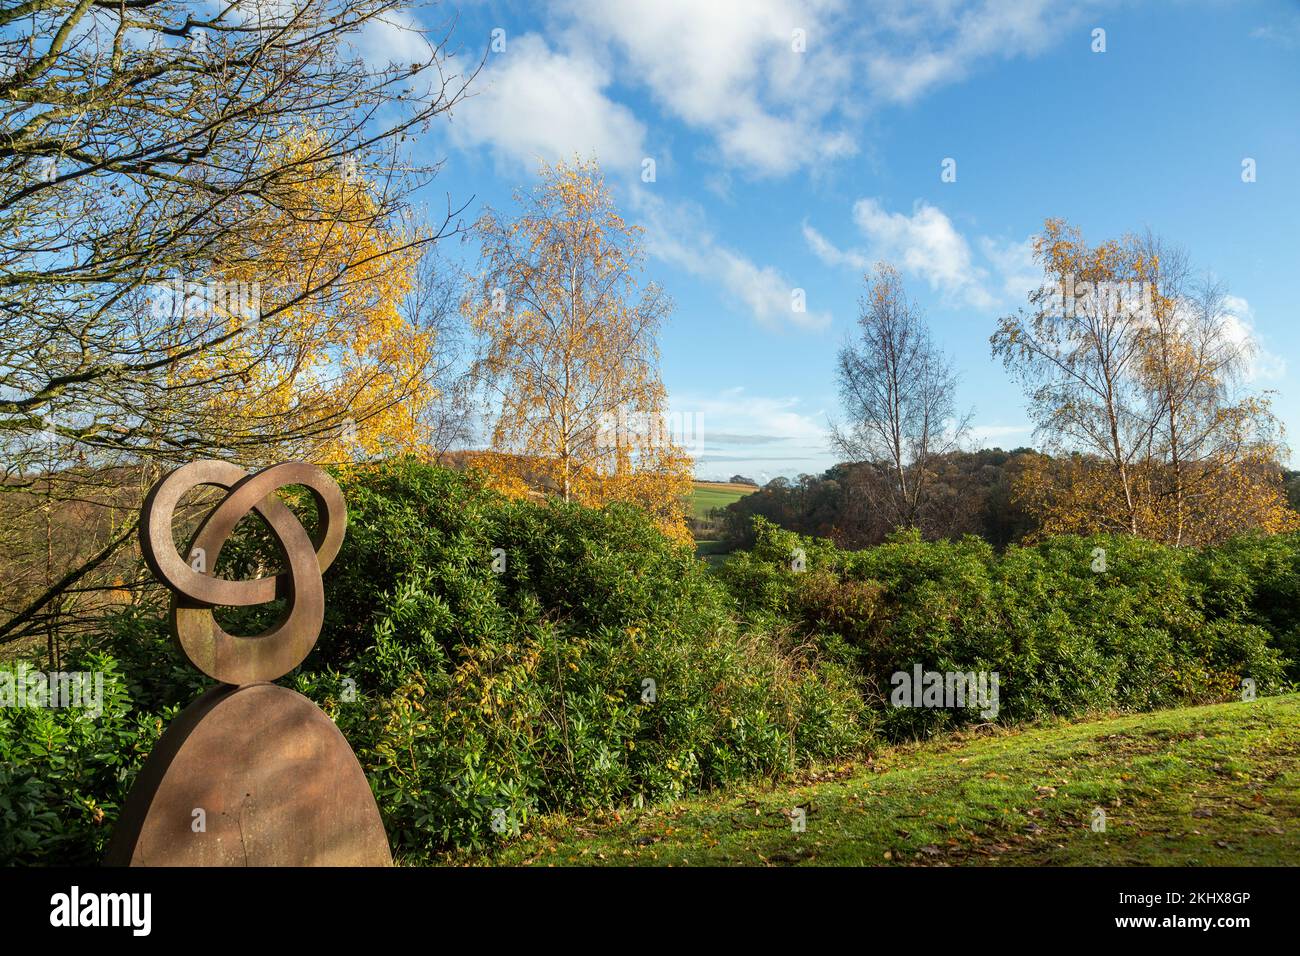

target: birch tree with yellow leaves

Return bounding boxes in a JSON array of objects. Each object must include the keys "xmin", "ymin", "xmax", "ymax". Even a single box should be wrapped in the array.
[
  {"xmin": 993, "ymin": 219, "xmax": 1297, "ymax": 545},
  {"xmin": 171, "ymin": 131, "xmax": 458, "ymax": 466},
  {"xmin": 464, "ymin": 160, "xmax": 693, "ymax": 542}
]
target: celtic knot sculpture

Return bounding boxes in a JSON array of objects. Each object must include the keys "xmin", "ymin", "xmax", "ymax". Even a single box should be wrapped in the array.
[
  {"xmin": 139, "ymin": 460, "xmax": 346, "ymax": 685},
  {"xmin": 108, "ymin": 461, "xmax": 392, "ymax": 867}
]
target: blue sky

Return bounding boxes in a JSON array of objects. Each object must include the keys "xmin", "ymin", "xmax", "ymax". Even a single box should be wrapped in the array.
[{"xmin": 377, "ymin": 0, "xmax": 1300, "ymax": 480}]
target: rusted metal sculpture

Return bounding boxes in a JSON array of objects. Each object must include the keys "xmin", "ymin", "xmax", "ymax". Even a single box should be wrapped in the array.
[{"xmin": 106, "ymin": 461, "xmax": 392, "ymax": 866}]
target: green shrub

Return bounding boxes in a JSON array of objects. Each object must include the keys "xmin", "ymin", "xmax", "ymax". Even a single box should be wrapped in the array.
[
  {"xmin": 2, "ymin": 465, "xmax": 1294, "ymax": 865},
  {"xmin": 717, "ymin": 519, "xmax": 1289, "ymax": 740},
  {"xmin": 1186, "ymin": 533, "xmax": 1300, "ymax": 680},
  {"xmin": 0, "ymin": 460, "xmax": 869, "ymax": 864},
  {"xmin": 0, "ymin": 652, "xmax": 166, "ymax": 864},
  {"xmin": 317, "ymin": 461, "xmax": 869, "ymax": 857}
]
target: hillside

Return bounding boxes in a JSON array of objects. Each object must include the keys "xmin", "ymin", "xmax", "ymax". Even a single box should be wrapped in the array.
[
  {"xmin": 689, "ymin": 480, "xmax": 758, "ymax": 519},
  {"xmin": 463, "ymin": 694, "xmax": 1300, "ymax": 867},
  {"xmin": 689, "ymin": 480, "xmax": 759, "ymax": 561}
]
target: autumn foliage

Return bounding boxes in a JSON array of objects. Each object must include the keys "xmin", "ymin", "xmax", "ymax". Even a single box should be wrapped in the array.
[
  {"xmin": 172, "ymin": 129, "xmax": 440, "ymax": 465},
  {"xmin": 463, "ymin": 160, "xmax": 692, "ymax": 542},
  {"xmin": 993, "ymin": 219, "xmax": 1297, "ymax": 546}
]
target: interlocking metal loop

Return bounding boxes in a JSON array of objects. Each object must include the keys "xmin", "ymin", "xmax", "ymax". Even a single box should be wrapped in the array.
[{"xmin": 139, "ymin": 461, "xmax": 346, "ymax": 685}]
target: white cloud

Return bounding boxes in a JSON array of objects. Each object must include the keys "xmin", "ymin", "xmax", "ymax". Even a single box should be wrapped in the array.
[
  {"xmin": 967, "ymin": 422, "xmax": 1033, "ymax": 448},
  {"xmin": 1250, "ymin": 17, "xmax": 1300, "ymax": 49},
  {"xmin": 687, "ymin": 388, "xmax": 828, "ymax": 444},
  {"xmin": 672, "ymin": 387, "xmax": 832, "ymax": 480},
  {"xmin": 1219, "ymin": 295, "xmax": 1286, "ymax": 382},
  {"xmin": 560, "ymin": 0, "xmax": 858, "ymax": 177},
  {"xmin": 978, "ymin": 235, "xmax": 1042, "ymax": 305},
  {"xmin": 445, "ymin": 2, "xmax": 1095, "ymax": 180},
  {"xmin": 862, "ymin": 0, "xmax": 1090, "ymax": 104},
  {"xmin": 851, "ymin": 198, "xmax": 994, "ymax": 308},
  {"xmin": 715, "ymin": 250, "xmax": 831, "ymax": 331},
  {"xmin": 634, "ymin": 191, "xmax": 832, "ymax": 331},
  {"xmin": 802, "ymin": 222, "xmax": 869, "ymax": 272},
  {"xmin": 804, "ymin": 201, "xmax": 1047, "ymax": 311},
  {"xmin": 349, "ymin": 8, "xmax": 436, "ymax": 67},
  {"xmin": 448, "ymin": 34, "xmax": 646, "ymax": 173}
]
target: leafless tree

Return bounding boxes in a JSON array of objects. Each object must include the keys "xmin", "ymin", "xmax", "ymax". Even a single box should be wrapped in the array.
[{"xmin": 833, "ymin": 263, "xmax": 971, "ymax": 533}]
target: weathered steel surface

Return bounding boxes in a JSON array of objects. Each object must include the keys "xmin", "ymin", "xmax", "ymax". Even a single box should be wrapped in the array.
[
  {"xmin": 139, "ymin": 460, "xmax": 345, "ymax": 685},
  {"xmin": 105, "ymin": 682, "xmax": 391, "ymax": 866},
  {"xmin": 111, "ymin": 461, "xmax": 392, "ymax": 867}
]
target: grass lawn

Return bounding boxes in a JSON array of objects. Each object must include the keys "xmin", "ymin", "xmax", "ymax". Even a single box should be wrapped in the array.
[{"xmin": 456, "ymin": 694, "xmax": 1300, "ymax": 866}]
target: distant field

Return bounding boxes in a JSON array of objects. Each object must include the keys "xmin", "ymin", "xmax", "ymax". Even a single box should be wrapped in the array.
[
  {"xmin": 689, "ymin": 481, "xmax": 758, "ymax": 564},
  {"xmin": 689, "ymin": 480, "xmax": 757, "ymax": 520}
]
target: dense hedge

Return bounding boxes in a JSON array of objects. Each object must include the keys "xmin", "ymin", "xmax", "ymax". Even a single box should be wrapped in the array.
[
  {"xmin": 718, "ymin": 519, "xmax": 1292, "ymax": 738},
  {"xmin": 0, "ymin": 460, "xmax": 867, "ymax": 863},
  {"xmin": 1, "ymin": 463, "xmax": 1295, "ymax": 864}
]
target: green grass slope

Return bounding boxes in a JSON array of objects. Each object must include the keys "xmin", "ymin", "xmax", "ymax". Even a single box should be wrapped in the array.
[
  {"xmin": 689, "ymin": 481, "xmax": 757, "ymax": 564},
  {"xmin": 461, "ymin": 694, "xmax": 1300, "ymax": 867},
  {"xmin": 689, "ymin": 481, "xmax": 755, "ymax": 520}
]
